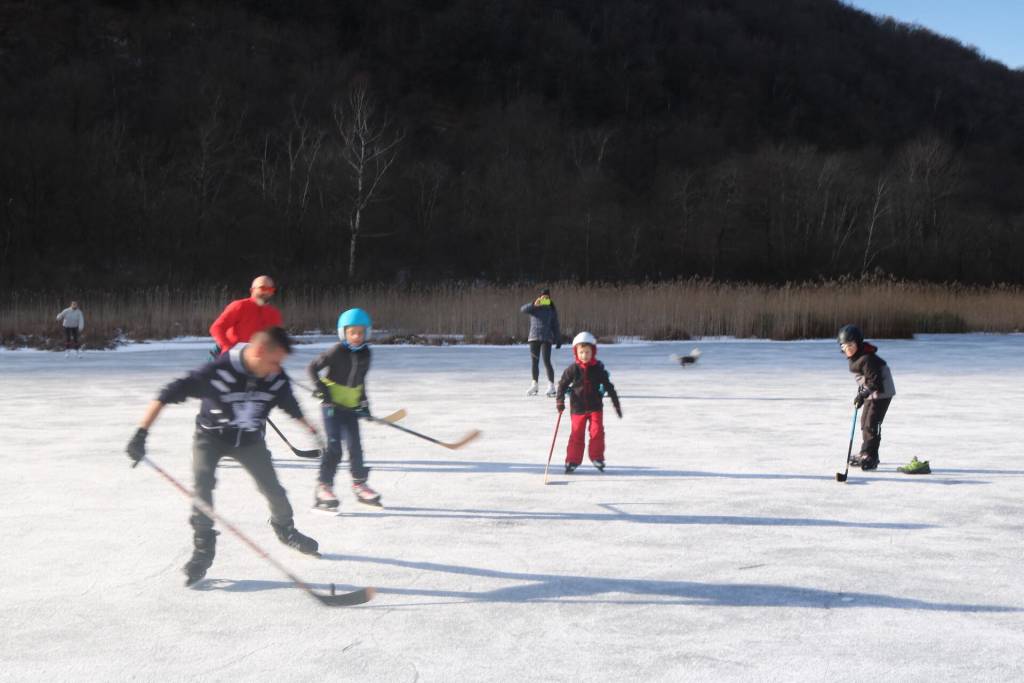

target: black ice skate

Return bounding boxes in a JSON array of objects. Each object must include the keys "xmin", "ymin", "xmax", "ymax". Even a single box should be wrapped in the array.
[
  {"xmin": 857, "ymin": 453, "xmax": 879, "ymax": 471},
  {"xmin": 183, "ymin": 530, "xmax": 218, "ymax": 586},
  {"xmin": 272, "ymin": 521, "xmax": 320, "ymax": 557},
  {"xmin": 565, "ymin": 462, "xmax": 578, "ymax": 474},
  {"xmin": 593, "ymin": 460, "xmax": 605, "ymax": 472}
]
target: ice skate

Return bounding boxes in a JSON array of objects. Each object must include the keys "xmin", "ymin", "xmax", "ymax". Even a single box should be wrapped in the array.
[
  {"xmin": 857, "ymin": 453, "xmax": 879, "ymax": 471},
  {"xmin": 183, "ymin": 530, "xmax": 217, "ymax": 586},
  {"xmin": 352, "ymin": 480, "xmax": 382, "ymax": 507},
  {"xmin": 565, "ymin": 462, "xmax": 578, "ymax": 474},
  {"xmin": 313, "ymin": 483, "xmax": 340, "ymax": 512},
  {"xmin": 271, "ymin": 521, "xmax": 320, "ymax": 557},
  {"xmin": 527, "ymin": 381, "xmax": 539, "ymax": 396},
  {"xmin": 545, "ymin": 382, "xmax": 556, "ymax": 397},
  {"xmin": 593, "ymin": 459, "xmax": 605, "ymax": 472}
]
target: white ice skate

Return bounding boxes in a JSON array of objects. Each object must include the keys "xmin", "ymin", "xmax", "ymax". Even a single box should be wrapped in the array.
[
  {"xmin": 527, "ymin": 381, "xmax": 539, "ymax": 396},
  {"xmin": 545, "ymin": 382, "xmax": 556, "ymax": 397},
  {"xmin": 313, "ymin": 483, "xmax": 340, "ymax": 512},
  {"xmin": 352, "ymin": 481, "xmax": 382, "ymax": 507}
]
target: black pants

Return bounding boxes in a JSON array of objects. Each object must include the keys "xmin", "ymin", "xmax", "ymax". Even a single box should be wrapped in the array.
[
  {"xmin": 529, "ymin": 341, "xmax": 554, "ymax": 382},
  {"xmin": 859, "ymin": 398, "xmax": 891, "ymax": 459},
  {"xmin": 190, "ymin": 430, "xmax": 294, "ymax": 533},
  {"xmin": 64, "ymin": 327, "xmax": 80, "ymax": 350},
  {"xmin": 319, "ymin": 405, "xmax": 368, "ymax": 484}
]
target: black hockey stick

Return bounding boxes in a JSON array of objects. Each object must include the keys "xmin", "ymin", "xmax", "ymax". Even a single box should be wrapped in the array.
[
  {"xmin": 267, "ymin": 410, "xmax": 407, "ymax": 459},
  {"xmin": 139, "ymin": 456, "xmax": 374, "ymax": 606},
  {"xmin": 365, "ymin": 414, "xmax": 481, "ymax": 450},
  {"xmin": 835, "ymin": 406, "xmax": 860, "ymax": 483},
  {"xmin": 267, "ymin": 418, "xmax": 322, "ymax": 459}
]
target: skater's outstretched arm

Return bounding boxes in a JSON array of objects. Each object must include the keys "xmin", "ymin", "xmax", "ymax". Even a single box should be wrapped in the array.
[{"xmin": 601, "ymin": 367, "xmax": 622, "ymax": 418}]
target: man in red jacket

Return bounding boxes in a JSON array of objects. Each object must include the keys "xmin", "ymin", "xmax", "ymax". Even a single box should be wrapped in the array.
[{"xmin": 210, "ymin": 275, "xmax": 284, "ymax": 354}]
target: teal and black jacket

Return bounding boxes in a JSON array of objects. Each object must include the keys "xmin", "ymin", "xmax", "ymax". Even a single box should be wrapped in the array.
[{"xmin": 308, "ymin": 343, "xmax": 371, "ymax": 408}]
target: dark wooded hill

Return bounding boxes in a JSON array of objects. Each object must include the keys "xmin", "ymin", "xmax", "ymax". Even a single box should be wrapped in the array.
[{"xmin": 2, "ymin": 0, "xmax": 1022, "ymax": 287}]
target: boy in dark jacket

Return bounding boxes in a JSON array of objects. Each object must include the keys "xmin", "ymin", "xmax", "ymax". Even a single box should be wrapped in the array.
[
  {"xmin": 838, "ymin": 324, "xmax": 896, "ymax": 470},
  {"xmin": 124, "ymin": 327, "xmax": 321, "ymax": 586},
  {"xmin": 308, "ymin": 308, "xmax": 379, "ymax": 508},
  {"xmin": 556, "ymin": 332, "xmax": 622, "ymax": 473}
]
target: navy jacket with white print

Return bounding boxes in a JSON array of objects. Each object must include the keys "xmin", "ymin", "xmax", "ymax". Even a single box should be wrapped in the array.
[{"xmin": 157, "ymin": 344, "xmax": 303, "ymax": 446}]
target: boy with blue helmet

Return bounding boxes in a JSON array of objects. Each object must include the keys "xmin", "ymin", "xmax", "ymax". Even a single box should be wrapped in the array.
[{"xmin": 307, "ymin": 307, "xmax": 380, "ymax": 508}]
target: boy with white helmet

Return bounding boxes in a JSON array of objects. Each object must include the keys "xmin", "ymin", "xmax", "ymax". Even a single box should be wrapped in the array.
[
  {"xmin": 555, "ymin": 332, "xmax": 622, "ymax": 473},
  {"xmin": 308, "ymin": 308, "xmax": 380, "ymax": 508}
]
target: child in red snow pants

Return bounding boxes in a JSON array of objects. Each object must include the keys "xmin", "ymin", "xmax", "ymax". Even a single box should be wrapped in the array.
[
  {"xmin": 556, "ymin": 332, "xmax": 620, "ymax": 473},
  {"xmin": 567, "ymin": 410, "xmax": 605, "ymax": 465}
]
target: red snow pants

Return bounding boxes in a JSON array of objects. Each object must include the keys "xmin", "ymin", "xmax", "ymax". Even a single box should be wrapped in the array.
[{"xmin": 566, "ymin": 410, "xmax": 605, "ymax": 465}]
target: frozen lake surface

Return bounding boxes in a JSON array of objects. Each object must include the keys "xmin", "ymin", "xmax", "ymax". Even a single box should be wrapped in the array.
[{"xmin": 2, "ymin": 335, "xmax": 1023, "ymax": 681}]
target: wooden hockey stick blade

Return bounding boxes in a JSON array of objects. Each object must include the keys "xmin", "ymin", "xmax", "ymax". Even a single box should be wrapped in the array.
[
  {"xmin": 313, "ymin": 585, "xmax": 376, "ymax": 607},
  {"xmin": 442, "ymin": 429, "xmax": 482, "ymax": 450},
  {"xmin": 377, "ymin": 409, "xmax": 406, "ymax": 424}
]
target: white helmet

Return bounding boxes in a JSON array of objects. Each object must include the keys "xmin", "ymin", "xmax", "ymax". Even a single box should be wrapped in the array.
[{"xmin": 572, "ymin": 331, "xmax": 597, "ymax": 347}]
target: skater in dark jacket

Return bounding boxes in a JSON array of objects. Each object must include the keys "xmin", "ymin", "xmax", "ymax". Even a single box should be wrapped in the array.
[
  {"xmin": 556, "ymin": 332, "xmax": 621, "ymax": 473},
  {"xmin": 520, "ymin": 288, "xmax": 561, "ymax": 397},
  {"xmin": 124, "ymin": 327, "xmax": 322, "ymax": 586},
  {"xmin": 838, "ymin": 324, "xmax": 896, "ymax": 470},
  {"xmin": 308, "ymin": 307, "xmax": 380, "ymax": 509}
]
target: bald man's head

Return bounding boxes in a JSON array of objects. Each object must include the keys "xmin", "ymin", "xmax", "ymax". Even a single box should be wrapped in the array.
[{"xmin": 250, "ymin": 275, "xmax": 276, "ymax": 303}]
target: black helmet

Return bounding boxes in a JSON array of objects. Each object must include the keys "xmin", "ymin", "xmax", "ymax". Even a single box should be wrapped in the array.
[{"xmin": 837, "ymin": 324, "xmax": 863, "ymax": 345}]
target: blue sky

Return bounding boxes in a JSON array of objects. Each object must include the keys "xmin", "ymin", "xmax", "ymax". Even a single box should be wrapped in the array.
[{"xmin": 842, "ymin": 0, "xmax": 1023, "ymax": 69}]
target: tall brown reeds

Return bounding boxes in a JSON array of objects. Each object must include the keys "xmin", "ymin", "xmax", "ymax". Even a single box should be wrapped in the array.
[{"xmin": 2, "ymin": 281, "xmax": 1021, "ymax": 349}]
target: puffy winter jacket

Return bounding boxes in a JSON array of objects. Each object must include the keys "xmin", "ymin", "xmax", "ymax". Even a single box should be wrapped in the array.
[
  {"xmin": 56, "ymin": 308, "xmax": 84, "ymax": 330},
  {"xmin": 557, "ymin": 355, "xmax": 619, "ymax": 415},
  {"xmin": 520, "ymin": 301, "xmax": 561, "ymax": 344},
  {"xmin": 849, "ymin": 343, "xmax": 896, "ymax": 400},
  {"xmin": 308, "ymin": 343, "xmax": 371, "ymax": 408}
]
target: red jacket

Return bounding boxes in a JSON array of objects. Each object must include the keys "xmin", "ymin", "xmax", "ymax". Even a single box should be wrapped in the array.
[{"xmin": 209, "ymin": 298, "xmax": 283, "ymax": 352}]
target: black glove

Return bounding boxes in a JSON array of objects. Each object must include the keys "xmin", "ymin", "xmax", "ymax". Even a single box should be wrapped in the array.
[
  {"xmin": 126, "ymin": 427, "xmax": 148, "ymax": 468},
  {"xmin": 313, "ymin": 384, "xmax": 331, "ymax": 404},
  {"xmin": 355, "ymin": 400, "xmax": 371, "ymax": 417},
  {"xmin": 555, "ymin": 343, "xmax": 562, "ymax": 350},
  {"xmin": 556, "ymin": 400, "xmax": 565, "ymax": 414},
  {"xmin": 853, "ymin": 391, "xmax": 867, "ymax": 408},
  {"xmin": 613, "ymin": 401, "xmax": 623, "ymax": 419}
]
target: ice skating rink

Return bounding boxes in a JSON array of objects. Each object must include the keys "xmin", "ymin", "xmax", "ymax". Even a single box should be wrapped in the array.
[{"xmin": 2, "ymin": 335, "xmax": 1022, "ymax": 681}]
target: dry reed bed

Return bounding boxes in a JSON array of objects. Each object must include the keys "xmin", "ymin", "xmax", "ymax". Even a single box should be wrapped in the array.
[{"xmin": 2, "ymin": 281, "xmax": 1022, "ymax": 349}]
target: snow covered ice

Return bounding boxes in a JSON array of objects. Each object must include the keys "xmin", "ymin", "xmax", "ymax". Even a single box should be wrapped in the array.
[{"xmin": 2, "ymin": 335, "xmax": 1023, "ymax": 681}]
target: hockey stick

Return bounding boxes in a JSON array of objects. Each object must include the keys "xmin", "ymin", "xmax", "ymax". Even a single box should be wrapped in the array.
[
  {"xmin": 266, "ymin": 418, "xmax": 321, "ymax": 459},
  {"xmin": 139, "ymin": 456, "xmax": 375, "ymax": 606},
  {"xmin": 835, "ymin": 406, "xmax": 860, "ymax": 483},
  {"xmin": 543, "ymin": 411, "xmax": 563, "ymax": 485},
  {"xmin": 267, "ymin": 410, "xmax": 408, "ymax": 459},
  {"xmin": 366, "ymin": 416, "xmax": 481, "ymax": 450}
]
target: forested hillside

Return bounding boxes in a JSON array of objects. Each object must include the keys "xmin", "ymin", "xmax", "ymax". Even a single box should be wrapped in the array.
[{"xmin": 2, "ymin": 0, "xmax": 1023, "ymax": 287}]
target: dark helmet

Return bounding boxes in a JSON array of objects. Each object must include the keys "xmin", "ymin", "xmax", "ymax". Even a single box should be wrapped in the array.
[{"xmin": 837, "ymin": 324, "xmax": 864, "ymax": 345}]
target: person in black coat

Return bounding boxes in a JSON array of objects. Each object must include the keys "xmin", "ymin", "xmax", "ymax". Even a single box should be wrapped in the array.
[{"xmin": 838, "ymin": 324, "xmax": 896, "ymax": 470}]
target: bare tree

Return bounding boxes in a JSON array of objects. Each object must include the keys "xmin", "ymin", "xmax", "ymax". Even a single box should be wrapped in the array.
[
  {"xmin": 861, "ymin": 174, "xmax": 890, "ymax": 274},
  {"xmin": 331, "ymin": 84, "xmax": 404, "ymax": 280}
]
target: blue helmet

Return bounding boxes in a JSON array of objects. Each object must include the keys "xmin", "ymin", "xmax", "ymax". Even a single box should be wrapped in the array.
[{"xmin": 337, "ymin": 308, "xmax": 372, "ymax": 342}]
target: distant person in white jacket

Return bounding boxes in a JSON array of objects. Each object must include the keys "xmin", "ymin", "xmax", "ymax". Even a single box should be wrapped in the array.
[{"xmin": 56, "ymin": 301, "xmax": 84, "ymax": 356}]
